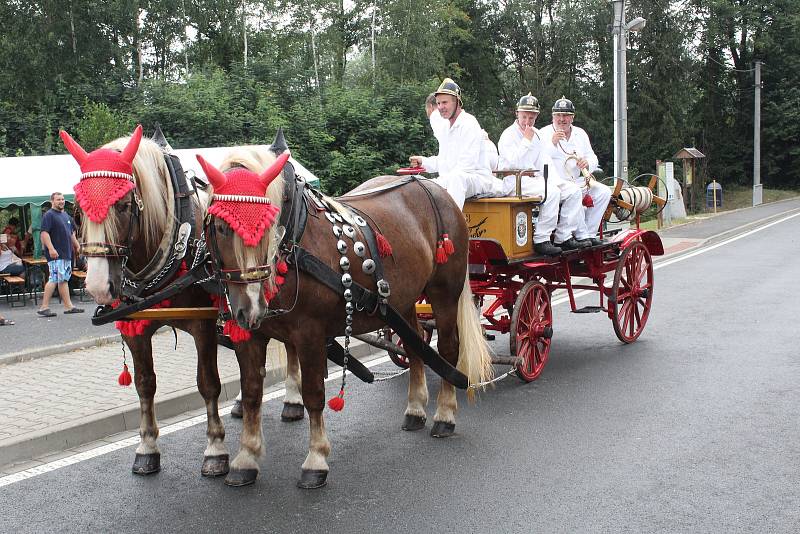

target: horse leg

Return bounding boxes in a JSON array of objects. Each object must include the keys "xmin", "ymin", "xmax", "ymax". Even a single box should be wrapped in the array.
[
  {"xmin": 295, "ymin": 337, "xmax": 331, "ymax": 489},
  {"xmin": 225, "ymin": 338, "xmax": 268, "ymax": 487},
  {"xmin": 127, "ymin": 334, "xmax": 162, "ymax": 474},
  {"xmin": 425, "ymin": 290, "xmax": 461, "ymax": 438},
  {"xmin": 281, "ymin": 346, "xmax": 304, "ymax": 422},
  {"xmin": 401, "ymin": 310, "xmax": 429, "ymax": 431},
  {"xmin": 192, "ymin": 322, "xmax": 228, "ymax": 477}
]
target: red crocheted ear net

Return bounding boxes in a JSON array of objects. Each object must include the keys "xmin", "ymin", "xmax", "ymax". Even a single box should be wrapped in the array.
[{"xmin": 74, "ymin": 178, "xmax": 135, "ymax": 223}]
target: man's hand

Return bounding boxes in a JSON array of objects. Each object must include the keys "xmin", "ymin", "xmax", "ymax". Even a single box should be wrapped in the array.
[
  {"xmin": 48, "ymin": 247, "xmax": 58, "ymax": 259},
  {"xmin": 576, "ymin": 158, "xmax": 588, "ymax": 170},
  {"xmin": 409, "ymin": 155, "xmax": 424, "ymax": 168},
  {"xmin": 523, "ymin": 125, "xmax": 535, "ymax": 141},
  {"xmin": 551, "ymin": 130, "xmax": 566, "ymax": 145}
]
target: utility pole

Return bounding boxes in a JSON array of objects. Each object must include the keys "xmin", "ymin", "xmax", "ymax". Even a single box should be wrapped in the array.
[
  {"xmin": 753, "ymin": 60, "xmax": 762, "ymax": 206},
  {"xmin": 611, "ymin": 0, "xmax": 627, "ymax": 182}
]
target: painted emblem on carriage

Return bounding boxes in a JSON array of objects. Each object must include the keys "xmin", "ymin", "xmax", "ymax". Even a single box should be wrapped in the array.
[
  {"xmin": 339, "ymin": 256, "xmax": 350, "ymax": 271},
  {"xmin": 337, "ymin": 239, "xmax": 348, "ymax": 254},
  {"xmin": 465, "ymin": 214, "xmax": 488, "ymax": 238},
  {"xmin": 515, "ymin": 211, "xmax": 528, "ymax": 246},
  {"xmin": 362, "ymin": 259, "xmax": 376, "ymax": 275},
  {"xmin": 343, "ymin": 225, "xmax": 356, "ymax": 239},
  {"xmin": 332, "ymin": 225, "xmax": 343, "ymax": 237},
  {"xmin": 353, "ymin": 241, "xmax": 366, "ymax": 257},
  {"xmin": 341, "ymin": 273, "xmax": 352, "ymax": 288},
  {"xmin": 354, "ymin": 216, "xmax": 367, "ymax": 227},
  {"xmin": 325, "ymin": 212, "xmax": 336, "ymax": 223}
]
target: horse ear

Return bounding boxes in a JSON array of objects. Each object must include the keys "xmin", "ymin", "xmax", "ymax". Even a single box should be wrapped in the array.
[
  {"xmin": 120, "ymin": 124, "xmax": 143, "ymax": 164},
  {"xmin": 59, "ymin": 130, "xmax": 89, "ymax": 165},
  {"xmin": 271, "ymin": 127, "xmax": 289, "ymax": 154},
  {"xmin": 151, "ymin": 123, "xmax": 171, "ymax": 150},
  {"xmin": 196, "ymin": 154, "xmax": 227, "ymax": 190},
  {"xmin": 260, "ymin": 152, "xmax": 290, "ymax": 188}
]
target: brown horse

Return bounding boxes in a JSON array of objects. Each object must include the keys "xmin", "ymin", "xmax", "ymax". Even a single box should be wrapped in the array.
[
  {"xmin": 199, "ymin": 133, "xmax": 493, "ymax": 488},
  {"xmin": 60, "ymin": 126, "xmax": 234, "ymax": 478}
]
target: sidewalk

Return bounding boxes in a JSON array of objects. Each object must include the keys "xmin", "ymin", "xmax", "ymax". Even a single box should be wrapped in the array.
[{"xmin": 1, "ymin": 197, "xmax": 798, "ymax": 473}]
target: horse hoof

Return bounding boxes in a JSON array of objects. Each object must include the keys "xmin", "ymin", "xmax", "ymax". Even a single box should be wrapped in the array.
[
  {"xmin": 230, "ymin": 400, "xmax": 243, "ymax": 419},
  {"xmin": 297, "ymin": 469, "xmax": 328, "ymax": 489},
  {"xmin": 224, "ymin": 468, "xmax": 259, "ymax": 487},
  {"xmin": 201, "ymin": 454, "xmax": 230, "ymax": 477},
  {"xmin": 132, "ymin": 453, "xmax": 161, "ymax": 475},
  {"xmin": 430, "ymin": 421, "xmax": 455, "ymax": 438},
  {"xmin": 402, "ymin": 414, "xmax": 426, "ymax": 431},
  {"xmin": 281, "ymin": 403, "xmax": 305, "ymax": 422}
]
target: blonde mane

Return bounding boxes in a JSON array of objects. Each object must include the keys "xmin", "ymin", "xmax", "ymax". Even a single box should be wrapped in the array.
[
  {"xmin": 81, "ymin": 136, "xmax": 171, "ymax": 254},
  {"xmin": 217, "ymin": 146, "xmax": 286, "ymax": 279}
]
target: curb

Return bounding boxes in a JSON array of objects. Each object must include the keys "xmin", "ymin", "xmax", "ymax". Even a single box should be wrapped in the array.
[
  {"xmin": 0, "ymin": 334, "xmax": 121, "ymax": 366},
  {"xmin": 0, "ymin": 337, "xmax": 383, "ymax": 470}
]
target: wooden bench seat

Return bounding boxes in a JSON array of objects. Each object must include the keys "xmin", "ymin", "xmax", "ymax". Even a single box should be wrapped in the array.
[{"xmin": 1, "ymin": 275, "xmax": 27, "ymax": 307}]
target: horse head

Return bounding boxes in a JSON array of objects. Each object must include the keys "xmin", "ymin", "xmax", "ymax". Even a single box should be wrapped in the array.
[
  {"xmin": 60, "ymin": 125, "xmax": 172, "ymax": 304},
  {"xmin": 201, "ymin": 131, "xmax": 290, "ymax": 330}
]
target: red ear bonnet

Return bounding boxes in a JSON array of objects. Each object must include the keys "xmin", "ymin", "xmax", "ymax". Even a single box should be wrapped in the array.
[
  {"xmin": 64, "ymin": 125, "xmax": 144, "ymax": 223},
  {"xmin": 205, "ymin": 151, "xmax": 288, "ymax": 247}
]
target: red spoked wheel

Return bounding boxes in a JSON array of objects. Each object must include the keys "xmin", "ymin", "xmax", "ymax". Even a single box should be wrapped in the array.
[
  {"xmin": 509, "ymin": 281, "xmax": 553, "ymax": 382},
  {"xmin": 611, "ymin": 241, "xmax": 654, "ymax": 343},
  {"xmin": 383, "ymin": 327, "xmax": 433, "ymax": 369}
]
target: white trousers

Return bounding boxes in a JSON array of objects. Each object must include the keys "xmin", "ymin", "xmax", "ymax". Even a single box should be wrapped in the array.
[
  {"xmin": 575, "ymin": 180, "xmax": 612, "ymax": 239},
  {"xmin": 502, "ymin": 174, "xmax": 582, "ymax": 243},
  {"xmin": 435, "ymin": 171, "xmax": 504, "ymax": 210}
]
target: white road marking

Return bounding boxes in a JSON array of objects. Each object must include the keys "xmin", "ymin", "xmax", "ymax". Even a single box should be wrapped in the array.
[{"xmin": 3, "ymin": 212, "xmax": 797, "ymax": 487}]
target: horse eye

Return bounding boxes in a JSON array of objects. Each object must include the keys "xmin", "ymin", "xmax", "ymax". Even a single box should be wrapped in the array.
[{"xmin": 115, "ymin": 202, "xmax": 131, "ymax": 212}]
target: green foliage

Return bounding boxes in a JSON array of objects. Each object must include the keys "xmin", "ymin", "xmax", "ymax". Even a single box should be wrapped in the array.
[{"xmin": 76, "ymin": 102, "xmax": 135, "ymax": 150}]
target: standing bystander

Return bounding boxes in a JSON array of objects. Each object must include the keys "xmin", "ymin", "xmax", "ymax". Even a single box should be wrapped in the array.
[{"xmin": 37, "ymin": 192, "xmax": 84, "ymax": 317}]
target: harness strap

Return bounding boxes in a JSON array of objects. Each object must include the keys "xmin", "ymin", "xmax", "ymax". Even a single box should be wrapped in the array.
[
  {"xmin": 291, "ymin": 246, "xmax": 469, "ymax": 389},
  {"xmin": 342, "ymin": 204, "xmax": 389, "ymax": 315},
  {"xmin": 337, "ymin": 175, "xmax": 418, "ymax": 199}
]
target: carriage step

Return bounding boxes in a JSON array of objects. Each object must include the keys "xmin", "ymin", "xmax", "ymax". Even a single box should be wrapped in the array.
[{"xmin": 573, "ymin": 306, "xmax": 603, "ymax": 314}]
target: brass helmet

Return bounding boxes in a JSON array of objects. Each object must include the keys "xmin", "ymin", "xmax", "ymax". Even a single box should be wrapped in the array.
[
  {"xmin": 435, "ymin": 78, "xmax": 463, "ymax": 106},
  {"xmin": 516, "ymin": 92, "xmax": 540, "ymax": 113},
  {"xmin": 552, "ymin": 95, "xmax": 575, "ymax": 115}
]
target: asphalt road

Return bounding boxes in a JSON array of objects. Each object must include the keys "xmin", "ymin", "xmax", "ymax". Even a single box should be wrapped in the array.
[{"xmin": 1, "ymin": 210, "xmax": 798, "ymax": 533}]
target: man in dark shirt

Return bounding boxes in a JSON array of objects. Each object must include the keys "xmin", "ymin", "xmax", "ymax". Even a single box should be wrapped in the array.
[{"xmin": 37, "ymin": 192, "xmax": 83, "ymax": 317}]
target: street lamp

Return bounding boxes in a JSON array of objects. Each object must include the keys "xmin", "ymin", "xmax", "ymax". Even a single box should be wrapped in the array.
[{"xmin": 611, "ymin": 1, "xmax": 645, "ymax": 182}]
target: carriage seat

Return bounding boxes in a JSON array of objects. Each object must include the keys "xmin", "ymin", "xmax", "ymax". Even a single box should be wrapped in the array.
[{"xmin": 463, "ymin": 196, "xmax": 543, "ymax": 261}]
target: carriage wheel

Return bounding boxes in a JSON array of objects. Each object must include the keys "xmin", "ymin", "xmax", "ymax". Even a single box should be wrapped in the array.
[
  {"xmin": 509, "ymin": 281, "xmax": 553, "ymax": 382},
  {"xmin": 611, "ymin": 241, "xmax": 654, "ymax": 343},
  {"xmin": 383, "ymin": 327, "xmax": 433, "ymax": 369}
]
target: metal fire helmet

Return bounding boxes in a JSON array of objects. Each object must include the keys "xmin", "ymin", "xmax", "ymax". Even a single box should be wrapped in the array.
[
  {"xmin": 552, "ymin": 96, "xmax": 576, "ymax": 115},
  {"xmin": 516, "ymin": 92, "xmax": 540, "ymax": 113},
  {"xmin": 435, "ymin": 78, "xmax": 463, "ymax": 106}
]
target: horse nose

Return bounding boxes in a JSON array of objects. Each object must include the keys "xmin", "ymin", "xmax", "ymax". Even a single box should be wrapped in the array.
[{"xmin": 235, "ymin": 308, "xmax": 261, "ymax": 330}]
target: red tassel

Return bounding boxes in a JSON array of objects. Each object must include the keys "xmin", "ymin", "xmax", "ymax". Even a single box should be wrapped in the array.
[
  {"xmin": 118, "ymin": 363, "xmax": 132, "ymax": 386},
  {"xmin": 327, "ymin": 389, "xmax": 345, "ymax": 411},
  {"xmin": 223, "ymin": 320, "xmax": 252, "ymax": 342},
  {"xmin": 275, "ymin": 275, "xmax": 285, "ymax": 286},
  {"xmin": 376, "ymin": 232, "xmax": 393, "ymax": 257},
  {"xmin": 435, "ymin": 240, "xmax": 448, "ymax": 264},
  {"xmin": 582, "ymin": 193, "xmax": 594, "ymax": 207},
  {"xmin": 442, "ymin": 233, "xmax": 455, "ymax": 255},
  {"xmin": 276, "ymin": 260, "xmax": 288, "ymax": 274}
]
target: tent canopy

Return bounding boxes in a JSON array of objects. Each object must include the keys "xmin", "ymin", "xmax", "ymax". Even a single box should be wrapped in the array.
[{"xmin": 0, "ymin": 145, "xmax": 320, "ymax": 209}]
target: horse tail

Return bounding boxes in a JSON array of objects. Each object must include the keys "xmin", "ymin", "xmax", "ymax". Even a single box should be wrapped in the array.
[{"xmin": 455, "ymin": 273, "xmax": 494, "ymax": 401}]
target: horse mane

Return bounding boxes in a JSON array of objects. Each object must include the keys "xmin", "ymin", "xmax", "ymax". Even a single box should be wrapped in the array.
[
  {"xmin": 217, "ymin": 146, "xmax": 286, "ymax": 278},
  {"xmin": 81, "ymin": 136, "xmax": 171, "ymax": 254}
]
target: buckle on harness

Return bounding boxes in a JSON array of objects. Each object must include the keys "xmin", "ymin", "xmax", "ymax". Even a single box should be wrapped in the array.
[{"xmin": 377, "ymin": 279, "xmax": 391, "ymax": 298}]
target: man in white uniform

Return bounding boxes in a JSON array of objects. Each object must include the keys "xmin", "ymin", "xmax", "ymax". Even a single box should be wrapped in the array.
[
  {"xmin": 498, "ymin": 93, "xmax": 585, "ymax": 255},
  {"xmin": 410, "ymin": 78, "xmax": 503, "ymax": 209},
  {"xmin": 540, "ymin": 96, "xmax": 611, "ymax": 245}
]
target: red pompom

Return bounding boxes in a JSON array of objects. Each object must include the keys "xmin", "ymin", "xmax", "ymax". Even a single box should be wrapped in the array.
[
  {"xmin": 276, "ymin": 260, "xmax": 288, "ymax": 274},
  {"xmin": 223, "ymin": 320, "xmax": 252, "ymax": 342},
  {"xmin": 376, "ymin": 232, "xmax": 393, "ymax": 257},
  {"xmin": 118, "ymin": 363, "xmax": 132, "ymax": 386},
  {"xmin": 327, "ymin": 390, "xmax": 345, "ymax": 411},
  {"xmin": 582, "ymin": 193, "xmax": 594, "ymax": 207},
  {"xmin": 442, "ymin": 233, "xmax": 455, "ymax": 255},
  {"xmin": 435, "ymin": 241, "xmax": 448, "ymax": 264},
  {"xmin": 275, "ymin": 275, "xmax": 285, "ymax": 286}
]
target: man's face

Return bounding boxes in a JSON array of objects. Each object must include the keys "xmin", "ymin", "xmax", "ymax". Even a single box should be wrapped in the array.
[
  {"xmin": 553, "ymin": 113, "xmax": 574, "ymax": 131},
  {"xmin": 516, "ymin": 110, "xmax": 539, "ymax": 130},
  {"xmin": 436, "ymin": 94, "xmax": 459, "ymax": 120},
  {"xmin": 52, "ymin": 194, "xmax": 66, "ymax": 211}
]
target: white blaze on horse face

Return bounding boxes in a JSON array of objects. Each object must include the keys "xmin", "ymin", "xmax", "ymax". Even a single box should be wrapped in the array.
[
  {"xmin": 85, "ymin": 257, "xmax": 114, "ymax": 304},
  {"xmin": 244, "ymin": 282, "xmax": 266, "ymax": 326}
]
